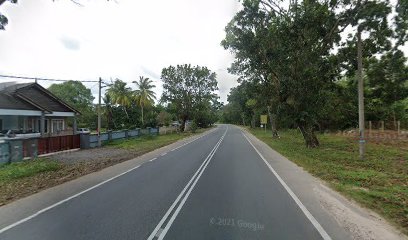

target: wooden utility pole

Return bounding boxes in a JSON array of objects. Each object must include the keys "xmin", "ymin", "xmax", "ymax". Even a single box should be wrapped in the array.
[
  {"xmin": 357, "ymin": 30, "xmax": 365, "ymax": 160},
  {"xmin": 98, "ymin": 77, "xmax": 102, "ymax": 147}
]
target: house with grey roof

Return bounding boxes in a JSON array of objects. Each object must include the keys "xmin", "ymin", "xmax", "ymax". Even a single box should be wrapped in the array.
[{"xmin": 0, "ymin": 82, "xmax": 80, "ymax": 137}]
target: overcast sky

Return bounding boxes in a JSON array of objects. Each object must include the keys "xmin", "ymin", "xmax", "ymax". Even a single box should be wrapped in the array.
[
  {"xmin": 1, "ymin": 0, "xmax": 407, "ymax": 105},
  {"xmin": 0, "ymin": 0, "xmax": 241, "ymax": 103}
]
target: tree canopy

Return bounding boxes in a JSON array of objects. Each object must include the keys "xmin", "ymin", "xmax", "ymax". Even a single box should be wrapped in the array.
[
  {"xmin": 221, "ymin": 0, "xmax": 408, "ymax": 147},
  {"xmin": 48, "ymin": 80, "xmax": 95, "ymax": 127},
  {"xmin": 161, "ymin": 64, "xmax": 219, "ymax": 130}
]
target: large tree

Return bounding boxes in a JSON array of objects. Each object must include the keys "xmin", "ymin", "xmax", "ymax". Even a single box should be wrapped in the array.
[
  {"xmin": 132, "ymin": 76, "xmax": 156, "ymax": 126},
  {"xmin": 222, "ymin": 0, "xmax": 341, "ymax": 147},
  {"xmin": 161, "ymin": 64, "xmax": 218, "ymax": 131}
]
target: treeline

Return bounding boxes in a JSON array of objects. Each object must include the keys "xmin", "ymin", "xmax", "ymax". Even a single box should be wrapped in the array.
[
  {"xmin": 48, "ymin": 64, "xmax": 220, "ymax": 132},
  {"xmin": 220, "ymin": 0, "xmax": 408, "ymax": 147}
]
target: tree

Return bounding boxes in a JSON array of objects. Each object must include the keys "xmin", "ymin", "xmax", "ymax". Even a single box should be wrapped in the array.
[
  {"xmin": 106, "ymin": 79, "xmax": 132, "ymax": 119},
  {"xmin": 365, "ymin": 50, "xmax": 408, "ymax": 125},
  {"xmin": 0, "ymin": 0, "xmax": 17, "ymax": 30},
  {"xmin": 395, "ymin": 0, "xmax": 408, "ymax": 46},
  {"xmin": 103, "ymin": 93, "xmax": 115, "ymax": 130},
  {"xmin": 222, "ymin": 0, "xmax": 341, "ymax": 147},
  {"xmin": 48, "ymin": 80, "xmax": 95, "ymax": 127},
  {"xmin": 132, "ymin": 76, "xmax": 156, "ymax": 126},
  {"xmin": 161, "ymin": 64, "xmax": 218, "ymax": 131}
]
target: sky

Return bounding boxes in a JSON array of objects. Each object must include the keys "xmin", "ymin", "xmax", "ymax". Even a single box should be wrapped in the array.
[{"xmin": 0, "ymin": 0, "xmax": 241, "ymax": 103}]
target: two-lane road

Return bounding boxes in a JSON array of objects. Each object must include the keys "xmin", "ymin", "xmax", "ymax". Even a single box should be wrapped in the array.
[{"xmin": 0, "ymin": 125, "xmax": 340, "ymax": 239}]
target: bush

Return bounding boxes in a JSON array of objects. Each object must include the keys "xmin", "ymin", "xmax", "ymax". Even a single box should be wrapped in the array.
[{"xmin": 190, "ymin": 120, "xmax": 198, "ymax": 133}]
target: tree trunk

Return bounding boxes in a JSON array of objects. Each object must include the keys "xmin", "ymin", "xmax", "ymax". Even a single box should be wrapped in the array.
[
  {"xmin": 267, "ymin": 106, "xmax": 279, "ymax": 138},
  {"xmin": 123, "ymin": 107, "xmax": 129, "ymax": 120},
  {"xmin": 141, "ymin": 105, "xmax": 144, "ymax": 126},
  {"xmin": 180, "ymin": 116, "xmax": 187, "ymax": 132},
  {"xmin": 298, "ymin": 123, "xmax": 319, "ymax": 148}
]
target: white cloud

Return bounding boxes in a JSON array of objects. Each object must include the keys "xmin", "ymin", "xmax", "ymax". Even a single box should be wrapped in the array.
[{"xmin": 0, "ymin": 0, "xmax": 240, "ymax": 102}]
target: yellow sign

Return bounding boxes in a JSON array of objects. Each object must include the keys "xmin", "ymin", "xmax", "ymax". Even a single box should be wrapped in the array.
[{"xmin": 260, "ymin": 115, "xmax": 268, "ymax": 124}]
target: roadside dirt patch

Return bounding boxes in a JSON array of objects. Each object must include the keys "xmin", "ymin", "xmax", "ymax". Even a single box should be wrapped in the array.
[
  {"xmin": 1, "ymin": 147, "xmax": 162, "ymax": 206},
  {"xmin": 316, "ymin": 184, "xmax": 408, "ymax": 240}
]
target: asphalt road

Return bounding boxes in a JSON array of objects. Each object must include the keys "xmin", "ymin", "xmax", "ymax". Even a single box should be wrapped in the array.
[{"xmin": 0, "ymin": 125, "xmax": 334, "ymax": 240}]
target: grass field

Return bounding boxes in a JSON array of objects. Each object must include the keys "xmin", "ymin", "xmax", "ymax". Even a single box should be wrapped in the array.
[{"xmin": 249, "ymin": 128, "xmax": 408, "ymax": 233}]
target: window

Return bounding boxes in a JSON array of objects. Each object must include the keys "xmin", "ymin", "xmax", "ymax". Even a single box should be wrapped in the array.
[{"xmin": 51, "ymin": 119, "xmax": 64, "ymax": 133}]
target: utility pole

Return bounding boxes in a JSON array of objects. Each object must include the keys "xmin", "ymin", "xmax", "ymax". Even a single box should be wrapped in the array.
[
  {"xmin": 98, "ymin": 77, "xmax": 102, "ymax": 147},
  {"xmin": 357, "ymin": 29, "xmax": 365, "ymax": 160}
]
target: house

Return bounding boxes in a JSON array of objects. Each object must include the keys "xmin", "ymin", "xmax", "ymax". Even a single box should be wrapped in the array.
[{"xmin": 0, "ymin": 82, "xmax": 80, "ymax": 138}]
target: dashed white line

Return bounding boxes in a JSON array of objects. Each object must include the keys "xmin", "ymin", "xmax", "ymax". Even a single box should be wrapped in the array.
[
  {"xmin": 149, "ymin": 158, "xmax": 157, "ymax": 162},
  {"xmin": 0, "ymin": 165, "xmax": 141, "ymax": 235}
]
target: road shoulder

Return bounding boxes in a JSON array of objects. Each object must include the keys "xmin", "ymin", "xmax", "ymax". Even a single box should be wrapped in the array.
[{"xmin": 242, "ymin": 128, "xmax": 407, "ymax": 240}]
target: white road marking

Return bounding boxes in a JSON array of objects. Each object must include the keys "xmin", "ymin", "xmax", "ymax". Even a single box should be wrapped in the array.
[
  {"xmin": 242, "ymin": 132, "xmax": 332, "ymax": 240},
  {"xmin": 147, "ymin": 126, "xmax": 228, "ymax": 240},
  {"xmin": 169, "ymin": 128, "xmax": 217, "ymax": 152},
  {"xmin": 0, "ymin": 127, "xmax": 219, "ymax": 236},
  {"xmin": 149, "ymin": 158, "xmax": 157, "ymax": 162},
  {"xmin": 160, "ymin": 153, "xmax": 167, "ymax": 156},
  {"xmin": 0, "ymin": 165, "xmax": 140, "ymax": 235}
]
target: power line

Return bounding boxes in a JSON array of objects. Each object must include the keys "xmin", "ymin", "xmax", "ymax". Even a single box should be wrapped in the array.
[{"xmin": 0, "ymin": 74, "xmax": 98, "ymax": 83}]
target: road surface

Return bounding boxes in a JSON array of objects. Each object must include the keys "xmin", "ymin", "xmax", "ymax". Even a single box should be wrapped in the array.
[{"xmin": 0, "ymin": 125, "xmax": 348, "ymax": 239}]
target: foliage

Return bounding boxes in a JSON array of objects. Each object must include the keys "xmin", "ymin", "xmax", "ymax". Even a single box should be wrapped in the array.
[
  {"xmin": 106, "ymin": 79, "xmax": 132, "ymax": 120},
  {"xmin": 190, "ymin": 120, "xmax": 198, "ymax": 133},
  {"xmin": 132, "ymin": 76, "xmax": 156, "ymax": 127},
  {"xmin": 0, "ymin": 0, "xmax": 17, "ymax": 30},
  {"xmin": 161, "ymin": 64, "xmax": 219, "ymax": 131},
  {"xmin": 222, "ymin": 0, "xmax": 408, "ymax": 147},
  {"xmin": 48, "ymin": 80, "xmax": 96, "ymax": 128}
]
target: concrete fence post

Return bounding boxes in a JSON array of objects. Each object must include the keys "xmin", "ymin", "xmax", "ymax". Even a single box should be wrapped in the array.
[
  {"xmin": 125, "ymin": 129, "xmax": 129, "ymax": 139},
  {"xmin": 108, "ymin": 130, "xmax": 112, "ymax": 141},
  {"xmin": 80, "ymin": 133, "xmax": 90, "ymax": 149}
]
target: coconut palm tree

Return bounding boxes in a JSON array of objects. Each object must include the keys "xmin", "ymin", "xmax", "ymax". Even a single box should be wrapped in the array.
[
  {"xmin": 133, "ymin": 76, "xmax": 156, "ymax": 126},
  {"xmin": 106, "ymin": 79, "xmax": 132, "ymax": 119}
]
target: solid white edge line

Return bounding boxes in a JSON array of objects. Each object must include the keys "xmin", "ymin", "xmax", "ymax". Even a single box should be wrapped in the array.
[
  {"xmin": 157, "ymin": 128, "xmax": 227, "ymax": 240},
  {"xmin": 242, "ymin": 132, "xmax": 332, "ymax": 240},
  {"xmin": 147, "ymin": 126, "xmax": 227, "ymax": 240},
  {"xmin": 0, "ymin": 165, "xmax": 141, "ymax": 235}
]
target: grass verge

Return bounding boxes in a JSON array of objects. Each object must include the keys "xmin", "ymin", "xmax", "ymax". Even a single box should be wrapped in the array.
[
  {"xmin": 0, "ymin": 159, "xmax": 62, "ymax": 182},
  {"xmin": 106, "ymin": 129, "xmax": 207, "ymax": 151},
  {"xmin": 248, "ymin": 128, "xmax": 408, "ymax": 233}
]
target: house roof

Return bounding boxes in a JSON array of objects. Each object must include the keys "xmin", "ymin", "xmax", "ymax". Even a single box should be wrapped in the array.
[{"xmin": 0, "ymin": 82, "xmax": 80, "ymax": 114}]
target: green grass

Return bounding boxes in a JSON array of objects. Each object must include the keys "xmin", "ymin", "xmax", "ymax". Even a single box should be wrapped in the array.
[
  {"xmin": 0, "ymin": 159, "xmax": 61, "ymax": 182},
  {"xmin": 249, "ymin": 128, "xmax": 408, "ymax": 232}
]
